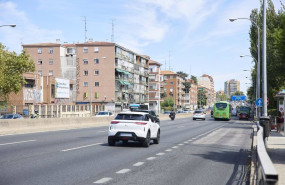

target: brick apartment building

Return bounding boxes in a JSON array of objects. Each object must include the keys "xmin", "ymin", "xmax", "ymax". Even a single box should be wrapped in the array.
[
  {"xmin": 161, "ymin": 71, "xmax": 185, "ymax": 109},
  {"xmin": 188, "ymin": 79, "xmax": 198, "ymax": 110},
  {"xmin": 148, "ymin": 60, "xmax": 162, "ymax": 114}
]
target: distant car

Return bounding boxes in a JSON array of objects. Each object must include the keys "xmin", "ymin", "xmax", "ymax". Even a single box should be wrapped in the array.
[
  {"xmin": 164, "ymin": 111, "xmax": 171, "ymax": 114},
  {"xmin": 177, "ymin": 110, "xmax": 184, "ymax": 114},
  {"xmin": 232, "ymin": 108, "xmax": 237, "ymax": 116},
  {"xmin": 133, "ymin": 109, "xmax": 160, "ymax": 124},
  {"xmin": 95, "ymin": 111, "xmax": 113, "ymax": 117},
  {"xmin": 108, "ymin": 112, "xmax": 160, "ymax": 147},
  {"xmin": 0, "ymin": 114, "xmax": 24, "ymax": 119},
  {"xmin": 193, "ymin": 110, "xmax": 206, "ymax": 120},
  {"xmin": 183, "ymin": 109, "xmax": 190, "ymax": 113}
]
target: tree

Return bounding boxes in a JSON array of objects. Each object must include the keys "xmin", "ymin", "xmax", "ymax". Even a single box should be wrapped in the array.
[
  {"xmin": 0, "ymin": 43, "xmax": 35, "ymax": 101},
  {"xmin": 161, "ymin": 97, "xmax": 174, "ymax": 109},
  {"xmin": 216, "ymin": 94, "xmax": 227, "ymax": 101},
  {"xmin": 182, "ymin": 81, "xmax": 191, "ymax": 93},
  {"xmin": 197, "ymin": 89, "xmax": 207, "ymax": 107},
  {"xmin": 176, "ymin": 71, "xmax": 188, "ymax": 80},
  {"xmin": 191, "ymin": 75, "xmax": 198, "ymax": 85}
]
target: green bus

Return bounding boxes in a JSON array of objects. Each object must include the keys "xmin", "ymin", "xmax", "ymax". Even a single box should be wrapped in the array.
[{"xmin": 213, "ymin": 101, "xmax": 232, "ymax": 120}]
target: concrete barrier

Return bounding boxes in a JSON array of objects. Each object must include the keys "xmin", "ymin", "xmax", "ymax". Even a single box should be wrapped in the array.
[{"xmin": 0, "ymin": 113, "xmax": 194, "ymax": 135}]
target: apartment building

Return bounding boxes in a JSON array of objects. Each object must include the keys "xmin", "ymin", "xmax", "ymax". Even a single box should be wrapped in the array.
[
  {"xmin": 22, "ymin": 41, "xmax": 76, "ymax": 104},
  {"xmin": 198, "ymin": 74, "xmax": 215, "ymax": 106},
  {"xmin": 161, "ymin": 71, "xmax": 185, "ymax": 109},
  {"xmin": 224, "ymin": 79, "xmax": 240, "ymax": 98},
  {"xmin": 149, "ymin": 60, "xmax": 162, "ymax": 113},
  {"xmin": 75, "ymin": 41, "xmax": 149, "ymax": 113},
  {"xmin": 189, "ymin": 79, "xmax": 198, "ymax": 110}
]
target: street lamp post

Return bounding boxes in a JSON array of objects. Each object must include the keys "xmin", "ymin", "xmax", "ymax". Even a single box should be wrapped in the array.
[
  {"xmin": 230, "ymin": 17, "xmax": 261, "ymax": 119},
  {"xmin": 240, "ymin": 55, "xmax": 260, "ymax": 119},
  {"xmin": 0, "ymin": 24, "xmax": 16, "ymax": 28}
]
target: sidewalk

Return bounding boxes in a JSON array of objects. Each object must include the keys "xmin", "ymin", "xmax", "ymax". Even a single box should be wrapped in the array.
[{"xmin": 266, "ymin": 129, "xmax": 285, "ymax": 185}]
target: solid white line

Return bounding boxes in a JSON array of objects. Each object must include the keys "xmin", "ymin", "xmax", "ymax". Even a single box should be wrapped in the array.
[
  {"xmin": 156, "ymin": 152, "xmax": 165, "ymax": 156},
  {"xmin": 116, "ymin": 169, "xmax": 131, "ymax": 174},
  {"xmin": 61, "ymin": 143, "xmax": 102, "ymax": 152},
  {"xmin": 165, "ymin": 149, "xmax": 172, "ymax": 152},
  {"xmin": 93, "ymin": 177, "xmax": 112, "ymax": 184},
  {"xmin": 0, "ymin": 140, "xmax": 36, "ymax": 146},
  {"xmin": 147, "ymin": 157, "xmax": 156, "ymax": 160},
  {"xmin": 133, "ymin": 162, "xmax": 144, "ymax": 167}
]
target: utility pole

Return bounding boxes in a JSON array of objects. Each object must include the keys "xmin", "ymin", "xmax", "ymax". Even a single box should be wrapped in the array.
[{"xmin": 262, "ymin": 0, "xmax": 268, "ymax": 116}]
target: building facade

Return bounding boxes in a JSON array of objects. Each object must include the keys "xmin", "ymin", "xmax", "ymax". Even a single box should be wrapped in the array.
[
  {"xmin": 224, "ymin": 79, "xmax": 240, "ymax": 99},
  {"xmin": 198, "ymin": 74, "xmax": 215, "ymax": 106},
  {"xmin": 148, "ymin": 60, "xmax": 162, "ymax": 114}
]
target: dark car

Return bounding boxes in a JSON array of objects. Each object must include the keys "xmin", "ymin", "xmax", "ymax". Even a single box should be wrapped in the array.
[
  {"xmin": 0, "ymin": 114, "xmax": 24, "ymax": 119},
  {"xmin": 133, "ymin": 109, "xmax": 160, "ymax": 124}
]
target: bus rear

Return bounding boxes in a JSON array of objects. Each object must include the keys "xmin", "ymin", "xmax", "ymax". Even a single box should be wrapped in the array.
[{"xmin": 213, "ymin": 101, "xmax": 231, "ymax": 120}]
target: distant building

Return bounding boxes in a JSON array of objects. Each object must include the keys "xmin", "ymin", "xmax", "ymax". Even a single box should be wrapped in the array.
[
  {"xmin": 198, "ymin": 74, "xmax": 215, "ymax": 106},
  {"xmin": 224, "ymin": 79, "xmax": 240, "ymax": 98},
  {"xmin": 148, "ymin": 60, "xmax": 162, "ymax": 114}
]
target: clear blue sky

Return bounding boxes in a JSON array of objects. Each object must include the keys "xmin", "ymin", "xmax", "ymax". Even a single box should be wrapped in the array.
[{"xmin": 0, "ymin": 0, "xmax": 283, "ymax": 94}]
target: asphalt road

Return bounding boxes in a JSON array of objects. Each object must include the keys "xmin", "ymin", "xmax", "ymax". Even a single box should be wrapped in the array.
[{"xmin": 0, "ymin": 115, "xmax": 253, "ymax": 185}]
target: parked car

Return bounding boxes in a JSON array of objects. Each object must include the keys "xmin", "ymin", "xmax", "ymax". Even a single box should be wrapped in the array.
[
  {"xmin": 95, "ymin": 111, "xmax": 113, "ymax": 117},
  {"xmin": 0, "ymin": 114, "xmax": 24, "ymax": 119},
  {"xmin": 108, "ymin": 112, "xmax": 160, "ymax": 147},
  {"xmin": 133, "ymin": 109, "xmax": 160, "ymax": 124},
  {"xmin": 164, "ymin": 111, "xmax": 171, "ymax": 114},
  {"xmin": 193, "ymin": 110, "xmax": 206, "ymax": 120}
]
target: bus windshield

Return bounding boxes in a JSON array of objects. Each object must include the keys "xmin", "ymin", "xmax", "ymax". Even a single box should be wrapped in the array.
[{"xmin": 215, "ymin": 103, "xmax": 227, "ymax": 109}]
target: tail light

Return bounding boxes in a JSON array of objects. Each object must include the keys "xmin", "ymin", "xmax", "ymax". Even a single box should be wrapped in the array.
[
  {"xmin": 135, "ymin": 122, "xmax": 147, "ymax": 125},
  {"xmin": 111, "ymin": 121, "xmax": 120, "ymax": 124}
]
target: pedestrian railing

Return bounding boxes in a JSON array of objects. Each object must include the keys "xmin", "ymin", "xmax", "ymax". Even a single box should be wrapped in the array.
[{"xmin": 256, "ymin": 122, "xmax": 278, "ymax": 184}]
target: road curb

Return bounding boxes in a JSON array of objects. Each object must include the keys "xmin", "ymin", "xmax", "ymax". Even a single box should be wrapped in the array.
[{"xmin": 250, "ymin": 125, "xmax": 257, "ymax": 185}]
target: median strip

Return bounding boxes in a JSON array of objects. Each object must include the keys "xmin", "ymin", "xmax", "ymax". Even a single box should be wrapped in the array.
[
  {"xmin": 0, "ymin": 140, "xmax": 36, "ymax": 146},
  {"xmin": 61, "ymin": 143, "xmax": 102, "ymax": 152}
]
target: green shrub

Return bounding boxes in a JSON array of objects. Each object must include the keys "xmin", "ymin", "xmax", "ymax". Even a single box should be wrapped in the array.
[{"xmin": 268, "ymin": 109, "xmax": 277, "ymax": 116}]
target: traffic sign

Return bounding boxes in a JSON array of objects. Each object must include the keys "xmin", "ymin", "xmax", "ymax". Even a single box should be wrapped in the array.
[
  {"xmin": 256, "ymin": 98, "xmax": 263, "ymax": 107},
  {"xmin": 232, "ymin": 95, "xmax": 246, "ymax": 101}
]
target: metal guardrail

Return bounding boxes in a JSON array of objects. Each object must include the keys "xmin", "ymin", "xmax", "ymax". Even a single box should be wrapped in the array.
[{"xmin": 256, "ymin": 122, "xmax": 278, "ymax": 184}]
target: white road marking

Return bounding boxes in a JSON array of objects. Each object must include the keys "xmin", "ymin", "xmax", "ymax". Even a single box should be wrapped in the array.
[
  {"xmin": 97, "ymin": 131, "xmax": 106, "ymax": 133},
  {"xmin": 116, "ymin": 169, "xmax": 131, "ymax": 174},
  {"xmin": 156, "ymin": 152, "xmax": 165, "ymax": 156},
  {"xmin": 61, "ymin": 143, "xmax": 102, "ymax": 152},
  {"xmin": 184, "ymin": 142, "xmax": 188, "ymax": 144},
  {"xmin": 165, "ymin": 149, "xmax": 172, "ymax": 152},
  {"xmin": 192, "ymin": 138, "xmax": 196, "ymax": 140},
  {"xmin": 94, "ymin": 177, "xmax": 112, "ymax": 184},
  {"xmin": 147, "ymin": 157, "xmax": 156, "ymax": 160},
  {"xmin": 188, "ymin": 140, "xmax": 192, "ymax": 142},
  {"xmin": 0, "ymin": 140, "xmax": 36, "ymax": 146},
  {"xmin": 178, "ymin": 144, "xmax": 184, "ymax": 146},
  {"xmin": 133, "ymin": 162, "xmax": 144, "ymax": 167},
  {"xmin": 172, "ymin": 146, "xmax": 179, "ymax": 149}
]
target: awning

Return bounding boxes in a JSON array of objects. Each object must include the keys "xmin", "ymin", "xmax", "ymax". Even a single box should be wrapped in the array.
[
  {"xmin": 119, "ymin": 81, "xmax": 125, "ymax": 85},
  {"xmin": 115, "ymin": 68, "xmax": 131, "ymax": 75}
]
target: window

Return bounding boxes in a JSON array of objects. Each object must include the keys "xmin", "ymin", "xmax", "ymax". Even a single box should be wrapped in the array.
[
  {"xmin": 170, "ymin": 75, "xmax": 173, "ymax": 79},
  {"xmin": 49, "ymin": 59, "xmax": 53, "ymax": 65},
  {"xmin": 38, "ymin": 70, "xmax": 42, "ymax": 76},
  {"xmin": 38, "ymin": 48, "xmax": 42, "ymax": 54},
  {"xmin": 94, "ymin": 58, "xmax": 99, "ymax": 64},
  {"xmin": 83, "ymin": 59, "xmax": 88, "ymax": 64},
  {"xmin": 94, "ymin": 47, "xmax": 99, "ymax": 52},
  {"xmin": 49, "ymin": 70, "xmax": 53, "ymax": 76},
  {"xmin": 95, "ymin": 82, "xmax": 99, "ymax": 86},
  {"xmin": 38, "ymin": 59, "xmax": 42, "ymax": 65},
  {"xmin": 84, "ymin": 70, "xmax": 88, "ymax": 76},
  {"xmin": 49, "ymin": 47, "xmax": 53, "ymax": 54},
  {"xmin": 83, "ymin": 47, "xmax": 88, "ymax": 53},
  {"xmin": 95, "ymin": 70, "xmax": 99, "ymax": 75},
  {"xmin": 84, "ymin": 82, "xmax": 88, "ymax": 87},
  {"xmin": 170, "ymin": 82, "xmax": 174, "ymax": 85}
]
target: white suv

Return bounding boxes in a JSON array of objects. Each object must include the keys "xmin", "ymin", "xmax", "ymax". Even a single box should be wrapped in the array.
[{"xmin": 108, "ymin": 112, "xmax": 160, "ymax": 147}]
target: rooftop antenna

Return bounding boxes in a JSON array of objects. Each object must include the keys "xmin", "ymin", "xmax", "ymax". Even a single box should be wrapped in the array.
[
  {"xmin": 168, "ymin": 50, "xmax": 171, "ymax": 70},
  {"xmin": 111, "ymin": 19, "xmax": 115, "ymax": 43},
  {"xmin": 165, "ymin": 59, "xmax": 167, "ymax": 71},
  {"xmin": 82, "ymin": 16, "xmax": 87, "ymax": 42}
]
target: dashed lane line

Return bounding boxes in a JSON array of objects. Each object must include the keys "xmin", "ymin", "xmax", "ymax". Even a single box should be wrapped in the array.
[
  {"xmin": 147, "ymin": 157, "xmax": 156, "ymax": 160},
  {"xmin": 133, "ymin": 162, "xmax": 144, "ymax": 167},
  {"xmin": 116, "ymin": 169, "xmax": 131, "ymax": 174},
  {"xmin": 156, "ymin": 152, "xmax": 165, "ymax": 156},
  {"xmin": 178, "ymin": 144, "xmax": 184, "ymax": 146},
  {"xmin": 93, "ymin": 177, "xmax": 112, "ymax": 184},
  {"xmin": 61, "ymin": 143, "xmax": 102, "ymax": 152},
  {"xmin": 0, "ymin": 140, "xmax": 36, "ymax": 146},
  {"xmin": 172, "ymin": 146, "xmax": 179, "ymax": 149},
  {"xmin": 165, "ymin": 149, "xmax": 172, "ymax": 152}
]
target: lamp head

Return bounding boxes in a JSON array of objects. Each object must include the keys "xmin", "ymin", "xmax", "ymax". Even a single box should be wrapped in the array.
[
  {"xmin": 10, "ymin": 24, "xmax": 16, "ymax": 27},
  {"xmin": 229, "ymin": 18, "xmax": 237, "ymax": 22}
]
